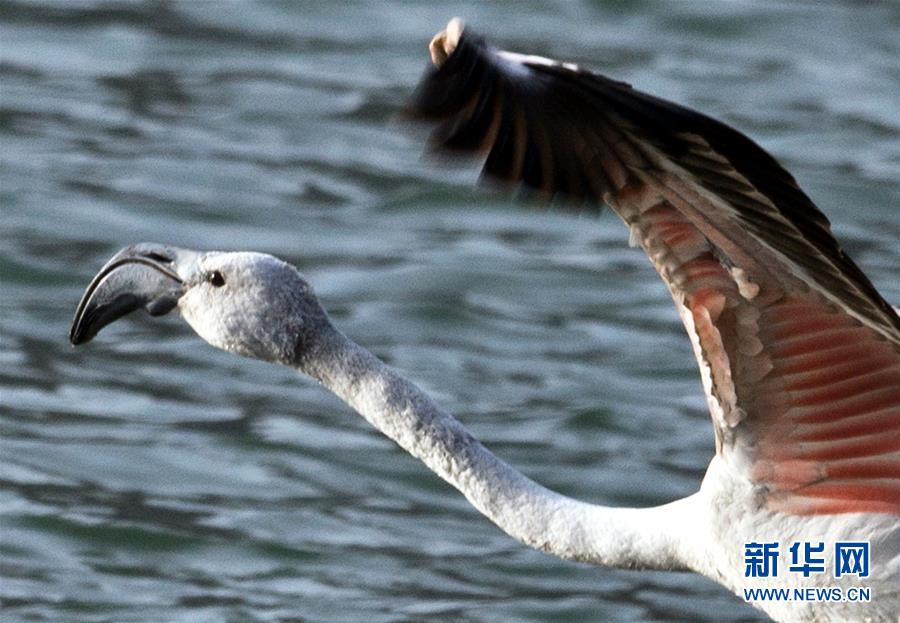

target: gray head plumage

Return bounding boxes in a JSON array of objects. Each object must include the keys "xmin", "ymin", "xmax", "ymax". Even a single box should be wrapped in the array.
[{"xmin": 71, "ymin": 243, "xmax": 331, "ymax": 365}]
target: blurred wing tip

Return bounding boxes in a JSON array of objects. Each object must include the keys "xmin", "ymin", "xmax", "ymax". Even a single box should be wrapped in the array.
[{"xmin": 429, "ymin": 17, "xmax": 465, "ymax": 68}]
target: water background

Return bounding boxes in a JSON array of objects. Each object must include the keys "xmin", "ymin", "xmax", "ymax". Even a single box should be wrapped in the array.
[{"xmin": 2, "ymin": 1, "xmax": 898, "ymax": 621}]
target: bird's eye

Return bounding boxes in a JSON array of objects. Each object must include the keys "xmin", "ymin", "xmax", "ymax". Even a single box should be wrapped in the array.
[{"xmin": 207, "ymin": 270, "xmax": 225, "ymax": 287}]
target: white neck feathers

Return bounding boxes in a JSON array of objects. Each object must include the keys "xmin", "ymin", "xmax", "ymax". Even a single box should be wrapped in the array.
[{"xmin": 298, "ymin": 327, "xmax": 697, "ymax": 571}]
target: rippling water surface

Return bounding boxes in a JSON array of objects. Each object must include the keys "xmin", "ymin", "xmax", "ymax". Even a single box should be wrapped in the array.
[{"xmin": 2, "ymin": 1, "xmax": 898, "ymax": 621}]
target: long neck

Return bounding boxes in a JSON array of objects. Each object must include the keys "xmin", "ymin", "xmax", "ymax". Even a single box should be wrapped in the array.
[{"xmin": 297, "ymin": 324, "xmax": 696, "ymax": 570}]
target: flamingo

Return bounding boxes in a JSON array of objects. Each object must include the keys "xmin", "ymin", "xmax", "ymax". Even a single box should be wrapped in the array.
[{"xmin": 69, "ymin": 19, "xmax": 898, "ymax": 623}]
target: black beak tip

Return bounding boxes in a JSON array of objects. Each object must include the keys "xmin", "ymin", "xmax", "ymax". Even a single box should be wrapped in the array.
[
  {"xmin": 69, "ymin": 310, "xmax": 97, "ymax": 346},
  {"xmin": 69, "ymin": 326, "xmax": 87, "ymax": 346}
]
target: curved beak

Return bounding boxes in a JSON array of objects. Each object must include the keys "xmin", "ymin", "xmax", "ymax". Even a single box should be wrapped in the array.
[{"xmin": 70, "ymin": 243, "xmax": 199, "ymax": 345}]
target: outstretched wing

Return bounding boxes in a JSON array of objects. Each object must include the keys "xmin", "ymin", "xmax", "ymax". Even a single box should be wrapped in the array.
[{"xmin": 409, "ymin": 20, "xmax": 900, "ymax": 515}]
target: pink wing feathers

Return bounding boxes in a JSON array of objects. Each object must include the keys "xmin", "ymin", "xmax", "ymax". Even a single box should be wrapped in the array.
[{"xmin": 409, "ymin": 22, "xmax": 900, "ymax": 515}]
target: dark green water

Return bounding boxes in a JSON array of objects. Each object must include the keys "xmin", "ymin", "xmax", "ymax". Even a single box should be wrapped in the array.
[{"xmin": 1, "ymin": 1, "xmax": 898, "ymax": 621}]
